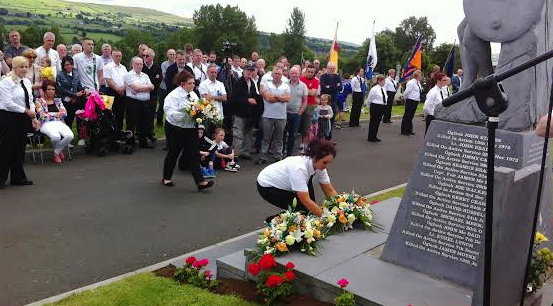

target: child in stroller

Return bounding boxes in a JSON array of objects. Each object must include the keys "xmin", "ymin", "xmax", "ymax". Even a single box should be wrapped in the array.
[{"xmin": 77, "ymin": 92, "xmax": 134, "ymax": 156}]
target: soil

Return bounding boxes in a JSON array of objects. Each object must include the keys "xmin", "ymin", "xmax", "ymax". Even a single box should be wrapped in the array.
[{"xmin": 152, "ymin": 265, "xmax": 333, "ymax": 306}]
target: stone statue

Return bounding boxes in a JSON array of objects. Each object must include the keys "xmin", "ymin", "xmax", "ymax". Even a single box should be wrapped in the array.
[{"xmin": 434, "ymin": 0, "xmax": 550, "ymax": 131}]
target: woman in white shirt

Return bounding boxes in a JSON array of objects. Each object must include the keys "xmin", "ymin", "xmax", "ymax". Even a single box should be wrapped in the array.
[
  {"xmin": 0, "ymin": 56, "xmax": 39, "ymax": 188},
  {"xmin": 423, "ymin": 73, "xmax": 448, "ymax": 135},
  {"xmin": 162, "ymin": 70, "xmax": 214, "ymax": 190},
  {"xmin": 257, "ymin": 138, "xmax": 339, "ymax": 218}
]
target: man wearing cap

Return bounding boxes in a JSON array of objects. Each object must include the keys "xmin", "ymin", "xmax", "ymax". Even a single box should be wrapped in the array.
[{"xmin": 230, "ymin": 63, "xmax": 262, "ymax": 160}]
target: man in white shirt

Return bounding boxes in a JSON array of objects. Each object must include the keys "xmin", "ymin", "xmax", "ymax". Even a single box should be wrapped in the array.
[
  {"xmin": 383, "ymin": 69, "xmax": 398, "ymax": 123},
  {"xmin": 401, "ymin": 70, "xmax": 423, "ymax": 136},
  {"xmin": 198, "ymin": 64, "xmax": 227, "ymax": 133},
  {"xmin": 256, "ymin": 66, "xmax": 291, "ymax": 164},
  {"xmin": 72, "ymin": 38, "xmax": 104, "ymax": 92},
  {"xmin": 125, "ymin": 56, "xmax": 154, "ymax": 148},
  {"xmin": 230, "ymin": 55, "xmax": 243, "ymax": 79},
  {"xmin": 185, "ymin": 49, "xmax": 208, "ymax": 95},
  {"xmin": 103, "ymin": 49, "xmax": 127, "ymax": 130},
  {"xmin": 367, "ymin": 75, "xmax": 388, "ymax": 142},
  {"xmin": 349, "ymin": 68, "xmax": 365, "ymax": 127},
  {"xmin": 35, "ymin": 32, "xmax": 60, "ymax": 79},
  {"xmin": 260, "ymin": 61, "xmax": 289, "ymax": 91}
]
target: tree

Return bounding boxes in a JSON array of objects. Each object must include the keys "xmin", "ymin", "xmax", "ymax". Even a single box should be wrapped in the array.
[
  {"xmin": 282, "ymin": 7, "xmax": 306, "ymax": 65},
  {"xmin": 193, "ymin": 4, "xmax": 259, "ymax": 58},
  {"xmin": 394, "ymin": 16, "xmax": 436, "ymax": 54},
  {"xmin": 347, "ymin": 31, "xmax": 401, "ymax": 75},
  {"xmin": 264, "ymin": 33, "xmax": 285, "ymax": 65},
  {"xmin": 428, "ymin": 43, "xmax": 461, "ymax": 71}
]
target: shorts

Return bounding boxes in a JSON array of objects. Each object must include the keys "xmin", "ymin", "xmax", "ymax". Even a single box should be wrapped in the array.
[
  {"xmin": 336, "ymin": 99, "xmax": 346, "ymax": 112},
  {"xmin": 300, "ymin": 105, "xmax": 316, "ymax": 136}
]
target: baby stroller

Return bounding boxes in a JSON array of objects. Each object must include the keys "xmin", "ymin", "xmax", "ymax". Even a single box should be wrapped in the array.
[{"xmin": 78, "ymin": 92, "xmax": 134, "ymax": 157}]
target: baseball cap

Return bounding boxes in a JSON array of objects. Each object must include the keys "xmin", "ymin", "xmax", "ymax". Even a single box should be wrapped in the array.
[{"xmin": 245, "ymin": 63, "xmax": 256, "ymax": 70}]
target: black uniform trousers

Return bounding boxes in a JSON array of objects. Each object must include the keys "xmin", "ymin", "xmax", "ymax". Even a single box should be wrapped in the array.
[
  {"xmin": 382, "ymin": 91, "xmax": 396, "ymax": 123},
  {"xmin": 257, "ymin": 174, "xmax": 315, "ymax": 215},
  {"xmin": 368, "ymin": 103, "xmax": 386, "ymax": 141},
  {"xmin": 349, "ymin": 91, "xmax": 363, "ymax": 127},
  {"xmin": 163, "ymin": 122, "xmax": 204, "ymax": 184},
  {"xmin": 401, "ymin": 99, "xmax": 419, "ymax": 134},
  {"xmin": 0, "ymin": 110, "xmax": 30, "ymax": 185},
  {"xmin": 104, "ymin": 88, "xmax": 126, "ymax": 131},
  {"xmin": 125, "ymin": 97, "xmax": 150, "ymax": 145}
]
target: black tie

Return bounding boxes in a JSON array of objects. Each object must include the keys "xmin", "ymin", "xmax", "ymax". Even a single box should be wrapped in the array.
[
  {"xmin": 440, "ymin": 90, "xmax": 444, "ymax": 100},
  {"xmin": 187, "ymin": 93, "xmax": 191, "ymax": 100},
  {"xmin": 391, "ymin": 78, "xmax": 396, "ymax": 88},
  {"xmin": 92, "ymin": 56, "xmax": 97, "ymax": 90},
  {"xmin": 381, "ymin": 88, "xmax": 386, "ymax": 105},
  {"xmin": 20, "ymin": 80, "xmax": 30, "ymax": 109}
]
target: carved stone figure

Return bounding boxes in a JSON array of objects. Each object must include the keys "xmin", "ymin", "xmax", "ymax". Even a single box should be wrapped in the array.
[{"xmin": 434, "ymin": 0, "xmax": 549, "ymax": 131}]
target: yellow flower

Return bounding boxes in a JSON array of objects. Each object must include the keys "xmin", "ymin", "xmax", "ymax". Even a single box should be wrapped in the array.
[
  {"xmin": 347, "ymin": 214, "xmax": 356, "ymax": 223},
  {"xmin": 314, "ymin": 220, "xmax": 321, "ymax": 227},
  {"xmin": 190, "ymin": 110, "xmax": 196, "ymax": 117},
  {"xmin": 313, "ymin": 229, "xmax": 321, "ymax": 238},
  {"xmin": 200, "ymin": 105, "xmax": 205, "ymax": 111},
  {"xmin": 339, "ymin": 202, "xmax": 348, "ymax": 209},
  {"xmin": 263, "ymin": 228, "xmax": 271, "ymax": 237},
  {"xmin": 285, "ymin": 235, "xmax": 296, "ymax": 245},
  {"xmin": 196, "ymin": 118, "xmax": 203, "ymax": 124},
  {"xmin": 536, "ymin": 232, "xmax": 549, "ymax": 244},
  {"xmin": 276, "ymin": 242, "xmax": 288, "ymax": 252},
  {"xmin": 304, "ymin": 229, "xmax": 313, "ymax": 239},
  {"xmin": 337, "ymin": 196, "xmax": 345, "ymax": 203},
  {"xmin": 339, "ymin": 213, "xmax": 348, "ymax": 224}
]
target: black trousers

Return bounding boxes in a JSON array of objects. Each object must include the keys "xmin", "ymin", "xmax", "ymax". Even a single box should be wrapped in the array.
[
  {"xmin": 401, "ymin": 99, "xmax": 419, "ymax": 134},
  {"xmin": 63, "ymin": 97, "xmax": 85, "ymax": 131},
  {"xmin": 163, "ymin": 122, "xmax": 204, "ymax": 184},
  {"xmin": 349, "ymin": 91, "xmax": 363, "ymax": 127},
  {"xmin": 156, "ymin": 89, "xmax": 168, "ymax": 124},
  {"xmin": 148, "ymin": 93, "xmax": 158, "ymax": 138},
  {"xmin": 257, "ymin": 178, "xmax": 315, "ymax": 214},
  {"xmin": 125, "ymin": 97, "xmax": 150, "ymax": 144},
  {"xmin": 0, "ymin": 111, "xmax": 30, "ymax": 185},
  {"xmin": 368, "ymin": 103, "xmax": 386, "ymax": 141},
  {"xmin": 382, "ymin": 91, "xmax": 396, "ymax": 122},
  {"xmin": 425, "ymin": 115, "xmax": 435, "ymax": 135},
  {"xmin": 104, "ymin": 88, "xmax": 126, "ymax": 131}
]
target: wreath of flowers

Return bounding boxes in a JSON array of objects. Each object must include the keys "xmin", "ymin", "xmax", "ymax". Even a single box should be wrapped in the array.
[{"xmin": 184, "ymin": 97, "xmax": 221, "ymax": 126}]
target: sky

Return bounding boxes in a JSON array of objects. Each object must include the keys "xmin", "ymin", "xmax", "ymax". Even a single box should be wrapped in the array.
[{"xmin": 69, "ymin": 0, "xmax": 468, "ymax": 47}]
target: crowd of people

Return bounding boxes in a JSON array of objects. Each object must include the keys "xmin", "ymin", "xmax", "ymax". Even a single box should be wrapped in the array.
[{"xmin": 0, "ymin": 28, "xmax": 468, "ymax": 196}]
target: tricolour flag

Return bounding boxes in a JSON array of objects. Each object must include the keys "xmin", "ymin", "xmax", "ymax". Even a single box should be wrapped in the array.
[
  {"xmin": 329, "ymin": 22, "xmax": 339, "ymax": 70},
  {"xmin": 365, "ymin": 20, "xmax": 377, "ymax": 80},
  {"xmin": 401, "ymin": 35, "xmax": 423, "ymax": 81},
  {"xmin": 443, "ymin": 43, "xmax": 455, "ymax": 78}
]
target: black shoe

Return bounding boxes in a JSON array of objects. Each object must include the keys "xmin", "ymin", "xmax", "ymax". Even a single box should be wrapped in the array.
[
  {"xmin": 139, "ymin": 143, "xmax": 155, "ymax": 149},
  {"xmin": 400, "ymin": 132, "xmax": 410, "ymax": 136},
  {"xmin": 409, "ymin": 132, "xmax": 416, "ymax": 135},
  {"xmin": 382, "ymin": 121, "xmax": 391, "ymax": 124},
  {"xmin": 11, "ymin": 180, "xmax": 33, "ymax": 186},
  {"xmin": 375, "ymin": 138, "xmax": 382, "ymax": 142},
  {"xmin": 198, "ymin": 180, "xmax": 214, "ymax": 190},
  {"xmin": 148, "ymin": 136, "xmax": 157, "ymax": 143},
  {"xmin": 368, "ymin": 139, "xmax": 378, "ymax": 142},
  {"xmin": 160, "ymin": 179, "xmax": 174, "ymax": 187}
]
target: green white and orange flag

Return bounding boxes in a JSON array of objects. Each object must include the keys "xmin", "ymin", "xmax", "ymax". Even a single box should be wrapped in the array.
[{"xmin": 329, "ymin": 22, "xmax": 339, "ymax": 70}]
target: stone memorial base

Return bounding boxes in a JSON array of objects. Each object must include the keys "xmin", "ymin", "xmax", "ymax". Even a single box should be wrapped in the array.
[{"xmin": 215, "ymin": 198, "xmax": 551, "ymax": 306}]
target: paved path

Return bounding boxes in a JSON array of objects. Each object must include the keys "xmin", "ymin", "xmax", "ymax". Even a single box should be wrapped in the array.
[{"xmin": 1, "ymin": 118, "xmax": 426, "ymax": 306}]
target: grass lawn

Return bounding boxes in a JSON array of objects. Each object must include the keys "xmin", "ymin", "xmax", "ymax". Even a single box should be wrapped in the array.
[
  {"xmin": 47, "ymin": 273, "xmax": 256, "ymax": 306},
  {"xmin": 366, "ymin": 187, "xmax": 406, "ymax": 202}
]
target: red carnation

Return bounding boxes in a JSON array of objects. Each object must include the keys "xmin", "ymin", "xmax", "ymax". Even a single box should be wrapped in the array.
[
  {"xmin": 192, "ymin": 258, "xmax": 209, "ymax": 268},
  {"xmin": 284, "ymin": 270, "xmax": 295, "ymax": 281},
  {"xmin": 265, "ymin": 275, "xmax": 285, "ymax": 288},
  {"xmin": 248, "ymin": 263, "xmax": 261, "ymax": 276},
  {"xmin": 185, "ymin": 257, "xmax": 197, "ymax": 265},
  {"xmin": 258, "ymin": 254, "xmax": 277, "ymax": 270},
  {"xmin": 337, "ymin": 278, "xmax": 349, "ymax": 288},
  {"xmin": 205, "ymin": 270, "xmax": 213, "ymax": 279},
  {"xmin": 285, "ymin": 262, "xmax": 295, "ymax": 269}
]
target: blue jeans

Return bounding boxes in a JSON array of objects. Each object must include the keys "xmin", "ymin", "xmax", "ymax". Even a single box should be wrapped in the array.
[{"xmin": 284, "ymin": 113, "xmax": 301, "ymax": 156}]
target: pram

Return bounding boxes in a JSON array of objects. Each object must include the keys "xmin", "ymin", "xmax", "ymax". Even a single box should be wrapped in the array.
[{"xmin": 77, "ymin": 92, "xmax": 134, "ymax": 157}]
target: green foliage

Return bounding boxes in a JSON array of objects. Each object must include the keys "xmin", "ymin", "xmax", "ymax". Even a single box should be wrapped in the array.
[
  {"xmin": 263, "ymin": 33, "xmax": 285, "ymax": 64},
  {"xmin": 527, "ymin": 233, "xmax": 553, "ymax": 293},
  {"xmin": 335, "ymin": 291, "xmax": 355, "ymax": 306},
  {"xmin": 428, "ymin": 43, "xmax": 461, "ymax": 71},
  {"xmin": 47, "ymin": 273, "xmax": 255, "ymax": 306},
  {"xmin": 282, "ymin": 7, "xmax": 306, "ymax": 65},
  {"xmin": 394, "ymin": 16, "xmax": 436, "ymax": 53},
  {"xmin": 174, "ymin": 257, "xmax": 219, "ymax": 291},
  {"xmin": 193, "ymin": 4, "xmax": 259, "ymax": 57},
  {"xmin": 21, "ymin": 25, "xmax": 65, "ymax": 46}
]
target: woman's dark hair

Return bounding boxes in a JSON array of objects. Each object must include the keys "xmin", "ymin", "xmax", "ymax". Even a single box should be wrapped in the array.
[
  {"xmin": 304, "ymin": 138, "xmax": 336, "ymax": 160},
  {"xmin": 41, "ymin": 79, "xmax": 56, "ymax": 92},
  {"xmin": 173, "ymin": 70, "xmax": 194, "ymax": 85},
  {"xmin": 61, "ymin": 55, "xmax": 73, "ymax": 67},
  {"xmin": 433, "ymin": 72, "xmax": 446, "ymax": 84}
]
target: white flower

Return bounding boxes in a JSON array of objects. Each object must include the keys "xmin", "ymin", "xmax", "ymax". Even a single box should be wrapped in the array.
[
  {"xmin": 347, "ymin": 214, "xmax": 356, "ymax": 223},
  {"xmin": 277, "ymin": 223, "xmax": 287, "ymax": 231},
  {"xmin": 285, "ymin": 235, "xmax": 296, "ymax": 245},
  {"xmin": 331, "ymin": 207, "xmax": 340, "ymax": 214},
  {"xmin": 264, "ymin": 247, "xmax": 275, "ymax": 254},
  {"xmin": 257, "ymin": 238, "xmax": 268, "ymax": 245},
  {"xmin": 327, "ymin": 215, "xmax": 336, "ymax": 224},
  {"xmin": 327, "ymin": 222, "xmax": 335, "ymax": 228},
  {"xmin": 292, "ymin": 230, "xmax": 304, "ymax": 242}
]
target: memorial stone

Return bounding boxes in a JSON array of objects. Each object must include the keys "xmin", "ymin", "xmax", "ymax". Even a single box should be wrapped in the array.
[{"xmin": 381, "ymin": 120, "xmax": 552, "ymax": 289}]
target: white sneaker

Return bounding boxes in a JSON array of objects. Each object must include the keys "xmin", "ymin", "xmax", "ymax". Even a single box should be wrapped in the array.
[
  {"xmin": 77, "ymin": 139, "xmax": 85, "ymax": 146},
  {"xmin": 225, "ymin": 164, "xmax": 238, "ymax": 172},
  {"xmin": 233, "ymin": 163, "xmax": 241, "ymax": 170}
]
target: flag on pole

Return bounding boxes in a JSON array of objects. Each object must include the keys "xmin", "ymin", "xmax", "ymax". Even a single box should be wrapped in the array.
[
  {"xmin": 365, "ymin": 20, "xmax": 377, "ymax": 79},
  {"xmin": 329, "ymin": 22, "xmax": 339, "ymax": 70},
  {"xmin": 443, "ymin": 43, "xmax": 455, "ymax": 78},
  {"xmin": 400, "ymin": 35, "xmax": 423, "ymax": 81}
]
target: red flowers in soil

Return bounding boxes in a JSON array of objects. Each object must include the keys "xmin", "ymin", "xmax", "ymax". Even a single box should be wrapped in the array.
[
  {"xmin": 258, "ymin": 254, "xmax": 277, "ymax": 270},
  {"xmin": 185, "ymin": 256, "xmax": 197, "ymax": 265},
  {"xmin": 285, "ymin": 262, "xmax": 295, "ymax": 269},
  {"xmin": 284, "ymin": 270, "xmax": 295, "ymax": 281},
  {"xmin": 248, "ymin": 263, "xmax": 261, "ymax": 276},
  {"xmin": 265, "ymin": 274, "xmax": 285, "ymax": 287},
  {"xmin": 192, "ymin": 258, "xmax": 209, "ymax": 268},
  {"xmin": 337, "ymin": 278, "xmax": 349, "ymax": 288}
]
